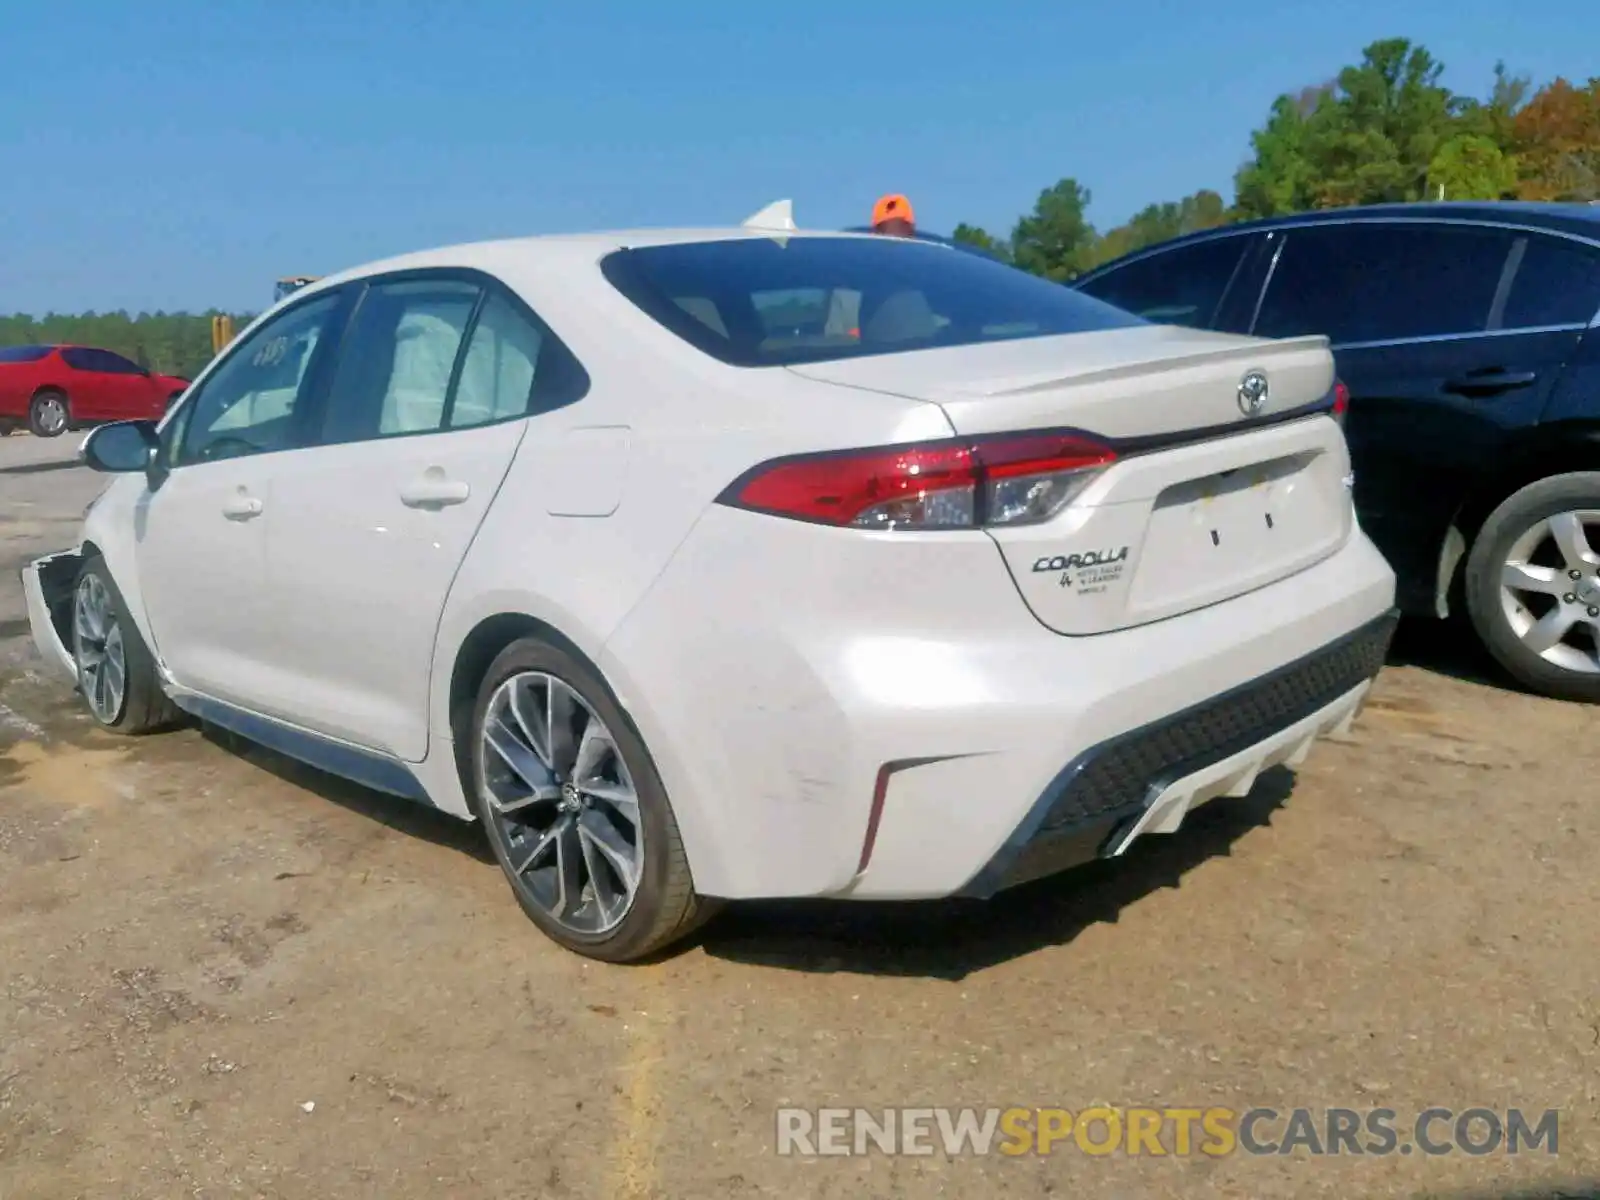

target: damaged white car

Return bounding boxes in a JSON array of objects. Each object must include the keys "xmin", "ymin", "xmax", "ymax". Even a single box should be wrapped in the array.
[{"xmin": 23, "ymin": 203, "xmax": 1396, "ymax": 961}]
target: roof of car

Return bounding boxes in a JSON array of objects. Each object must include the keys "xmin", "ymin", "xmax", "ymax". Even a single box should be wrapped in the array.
[
  {"xmin": 1243, "ymin": 200, "xmax": 1600, "ymax": 236},
  {"xmin": 294, "ymin": 226, "xmax": 955, "ymax": 302},
  {"xmin": 1077, "ymin": 201, "xmax": 1600, "ymax": 280}
]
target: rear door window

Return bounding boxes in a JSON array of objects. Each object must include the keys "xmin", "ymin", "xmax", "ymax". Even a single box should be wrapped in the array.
[
  {"xmin": 1254, "ymin": 222, "xmax": 1514, "ymax": 345},
  {"xmin": 96, "ymin": 349, "xmax": 145, "ymax": 374},
  {"xmin": 318, "ymin": 279, "xmax": 482, "ymax": 444},
  {"xmin": 602, "ymin": 235, "xmax": 1142, "ymax": 367},
  {"xmin": 1497, "ymin": 234, "xmax": 1600, "ymax": 330},
  {"xmin": 309, "ymin": 275, "xmax": 591, "ymax": 442},
  {"xmin": 1075, "ymin": 235, "xmax": 1253, "ymax": 329},
  {"xmin": 448, "ymin": 291, "xmax": 550, "ymax": 429},
  {"xmin": 61, "ymin": 347, "xmax": 141, "ymax": 374}
]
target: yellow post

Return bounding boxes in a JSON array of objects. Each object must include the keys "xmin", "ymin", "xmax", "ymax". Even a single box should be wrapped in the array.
[{"xmin": 211, "ymin": 314, "xmax": 235, "ymax": 356}]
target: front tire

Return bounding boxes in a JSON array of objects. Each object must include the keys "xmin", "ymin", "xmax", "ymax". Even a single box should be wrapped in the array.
[
  {"xmin": 28, "ymin": 389, "xmax": 69, "ymax": 438},
  {"xmin": 71, "ymin": 557, "xmax": 180, "ymax": 733},
  {"xmin": 469, "ymin": 636, "xmax": 714, "ymax": 961},
  {"xmin": 1465, "ymin": 472, "xmax": 1600, "ymax": 703}
]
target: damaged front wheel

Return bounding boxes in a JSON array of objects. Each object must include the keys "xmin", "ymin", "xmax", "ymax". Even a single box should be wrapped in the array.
[{"xmin": 70, "ymin": 557, "xmax": 180, "ymax": 734}]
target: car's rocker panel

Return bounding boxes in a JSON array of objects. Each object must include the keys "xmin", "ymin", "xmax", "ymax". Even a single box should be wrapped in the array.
[{"xmin": 167, "ymin": 691, "xmax": 434, "ymax": 805}]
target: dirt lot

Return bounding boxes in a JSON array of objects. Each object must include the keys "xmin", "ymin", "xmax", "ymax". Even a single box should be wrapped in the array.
[{"xmin": 1, "ymin": 431, "xmax": 1598, "ymax": 1200}]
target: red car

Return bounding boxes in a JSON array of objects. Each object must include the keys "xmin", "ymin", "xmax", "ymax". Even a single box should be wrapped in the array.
[{"xmin": 0, "ymin": 344, "xmax": 190, "ymax": 438}]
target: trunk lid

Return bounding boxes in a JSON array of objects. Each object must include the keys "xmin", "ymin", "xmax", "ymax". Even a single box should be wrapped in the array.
[
  {"xmin": 786, "ymin": 325, "xmax": 1334, "ymax": 438},
  {"xmin": 788, "ymin": 326, "xmax": 1355, "ymax": 636}
]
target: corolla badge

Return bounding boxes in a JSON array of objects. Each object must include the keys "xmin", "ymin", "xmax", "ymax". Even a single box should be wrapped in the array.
[{"xmin": 1237, "ymin": 370, "xmax": 1269, "ymax": 416}]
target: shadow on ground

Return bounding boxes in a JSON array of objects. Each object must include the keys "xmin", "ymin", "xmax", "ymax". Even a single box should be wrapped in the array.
[
  {"xmin": 1386, "ymin": 614, "xmax": 1509, "ymax": 692},
  {"xmin": 187, "ymin": 709, "xmax": 1296, "ymax": 979},
  {"xmin": 187, "ymin": 724, "xmax": 1299, "ymax": 979},
  {"xmin": 699, "ymin": 766, "xmax": 1295, "ymax": 980},
  {"xmin": 196, "ymin": 723, "xmax": 495, "ymax": 866},
  {"xmin": 0, "ymin": 458, "xmax": 80, "ymax": 476}
]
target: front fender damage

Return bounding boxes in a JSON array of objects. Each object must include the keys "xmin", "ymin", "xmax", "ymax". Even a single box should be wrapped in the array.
[{"xmin": 21, "ymin": 547, "xmax": 84, "ymax": 685}]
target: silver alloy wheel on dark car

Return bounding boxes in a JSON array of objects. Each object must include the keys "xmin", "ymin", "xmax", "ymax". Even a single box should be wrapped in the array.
[
  {"xmin": 73, "ymin": 573, "xmax": 127, "ymax": 723},
  {"xmin": 1498, "ymin": 508, "xmax": 1600, "ymax": 675},
  {"xmin": 477, "ymin": 671, "xmax": 644, "ymax": 935}
]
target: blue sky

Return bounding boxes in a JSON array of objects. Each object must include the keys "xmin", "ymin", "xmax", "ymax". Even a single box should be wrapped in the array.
[{"xmin": 0, "ymin": 0, "xmax": 1588, "ymax": 314}]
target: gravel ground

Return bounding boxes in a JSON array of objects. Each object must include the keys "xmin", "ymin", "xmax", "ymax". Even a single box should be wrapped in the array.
[{"xmin": 2, "ymin": 430, "xmax": 1597, "ymax": 1199}]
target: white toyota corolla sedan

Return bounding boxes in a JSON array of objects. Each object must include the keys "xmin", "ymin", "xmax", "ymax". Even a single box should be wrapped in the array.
[{"xmin": 23, "ymin": 204, "xmax": 1397, "ymax": 961}]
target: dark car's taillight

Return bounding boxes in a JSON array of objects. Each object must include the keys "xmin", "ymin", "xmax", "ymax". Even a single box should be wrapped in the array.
[{"xmin": 1331, "ymin": 380, "xmax": 1350, "ymax": 426}]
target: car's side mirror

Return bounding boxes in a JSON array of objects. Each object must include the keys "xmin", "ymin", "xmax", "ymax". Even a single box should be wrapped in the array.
[{"xmin": 81, "ymin": 420, "xmax": 160, "ymax": 474}]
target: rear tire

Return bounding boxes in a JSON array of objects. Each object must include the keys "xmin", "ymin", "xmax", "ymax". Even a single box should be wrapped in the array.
[
  {"xmin": 468, "ymin": 636, "xmax": 716, "ymax": 961},
  {"xmin": 71, "ymin": 556, "xmax": 181, "ymax": 734},
  {"xmin": 28, "ymin": 389, "xmax": 69, "ymax": 438},
  {"xmin": 1464, "ymin": 472, "xmax": 1600, "ymax": 703}
]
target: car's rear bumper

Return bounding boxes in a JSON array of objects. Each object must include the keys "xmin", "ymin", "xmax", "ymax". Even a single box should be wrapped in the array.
[
  {"xmin": 959, "ymin": 612, "xmax": 1393, "ymax": 897},
  {"xmin": 602, "ymin": 505, "xmax": 1398, "ymax": 901},
  {"xmin": 21, "ymin": 549, "xmax": 83, "ymax": 686}
]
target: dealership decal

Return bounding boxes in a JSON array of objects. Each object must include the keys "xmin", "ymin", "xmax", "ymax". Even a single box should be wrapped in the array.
[{"xmin": 1032, "ymin": 546, "xmax": 1130, "ymax": 593}]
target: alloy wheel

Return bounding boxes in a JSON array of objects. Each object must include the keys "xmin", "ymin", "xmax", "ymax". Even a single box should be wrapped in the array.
[
  {"xmin": 35, "ymin": 395, "xmax": 66, "ymax": 435},
  {"xmin": 73, "ymin": 574, "xmax": 127, "ymax": 723},
  {"xmin": 1498, "ymin": 508, "xmax": 1600, "ymax": 675},
  {"xmin": 478, "ymin": 671, "xmax": 644, "ymax": 935}
]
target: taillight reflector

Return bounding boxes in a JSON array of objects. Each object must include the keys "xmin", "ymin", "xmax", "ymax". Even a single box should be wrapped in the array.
[
  {"xmin": 1332, "ymin": 380, "xmax": 1350, "ymax": 422},
  {"xmin": 722, "ymin": 431, "xmax": 1117, "ymax": 531}
]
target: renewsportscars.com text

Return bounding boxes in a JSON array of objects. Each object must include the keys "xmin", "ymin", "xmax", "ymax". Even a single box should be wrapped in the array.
[{"xmin": 775, "ymin": 1106, "xmax": 1559, "ymax": 1158}]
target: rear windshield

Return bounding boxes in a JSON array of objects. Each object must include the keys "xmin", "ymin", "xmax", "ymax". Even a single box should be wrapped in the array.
[
  {"xmin": 0, "ymin": 345, "xmax": 52, "ymax": 363},
  {"xmin": 601, "ymin": 236, "xmax": 1144, "ymax": 366}
]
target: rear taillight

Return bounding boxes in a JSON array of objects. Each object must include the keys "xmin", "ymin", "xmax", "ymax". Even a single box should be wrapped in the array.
[
  {"xmin": 1331, "ymin": 380, "xmax": 1349, "ymax": 426},
  {"xmin": 720, "ymin": 431, "xmax": 1117, "ymax": 531}
]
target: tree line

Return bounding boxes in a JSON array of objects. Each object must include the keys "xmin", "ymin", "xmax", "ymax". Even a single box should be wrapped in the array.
[
  {"xmin": 0, "ymin": 311, "xmax": 254, "ymax": 380},
  {"xmin": 953, "ymin": 37, "xmax": 1600, "ymax": 279},
  {"xmin": 4, "ymin": 37, "xmax": 1597, "ymax": 369}
]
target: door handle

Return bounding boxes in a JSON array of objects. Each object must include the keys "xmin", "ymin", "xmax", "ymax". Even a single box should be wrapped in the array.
[
  {"xmin": 1444, "ymin": 368, "xmax": 1538, "ymax": 397},
  {"xmin": 221, "ymin": 492, "xmax": 263, "ymax": 520},
  {"xmin": 399, "ymin": 473, "xmax": 470, "ymax": 509}
]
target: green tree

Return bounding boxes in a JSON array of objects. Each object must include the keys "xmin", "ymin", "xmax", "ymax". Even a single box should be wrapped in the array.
[
  {"xmin": 1235, "ymin": 39, "xmax": 1472, "ymax": 213},
  {"xmin": 951, "ymin": 222, "xmax": 1011, "ymax": 262},
  {"xmin": 1322, "ymin": 39, "xmax": 1459, "ymax": 204},
  {"xmin": 1233, "ymin": 85, "xmax": 1334, "ymax": 218},
  {"xmin": 1427, "ymin": 133, "xmax": 1518, "ymax": 199},
  {"xmin": 1454, "ymin": 61, "xmax": 1531, "ymax": 149},
  {"xmin": 1089, "ymin": 189, "xmax": 1230, "ymax": 266},
  {"xmin": 1010, "ymin": 178, "xmax": 1097, "ymax": 280}
]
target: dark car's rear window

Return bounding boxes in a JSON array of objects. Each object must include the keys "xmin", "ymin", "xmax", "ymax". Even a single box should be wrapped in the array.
[
  {"xmin": 601, "ymin": 236, "xmax": 1143, "ymax": 367},
  {"xmin": 0, "ymin": 345, "xmax": 53, "ymax": 364}
]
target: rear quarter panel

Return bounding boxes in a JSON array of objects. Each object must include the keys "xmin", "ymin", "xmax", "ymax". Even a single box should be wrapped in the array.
[
  {"xmin": 1339, "ymin": 328, "xmax": 1585, "ymax": 612},
  {"xmin": 0, "ymin": 361, "xmax": 44, "ymax": 418},
  {"xmin": 425, "ymin": 254, "xmax": 953, "ymax": 827}
]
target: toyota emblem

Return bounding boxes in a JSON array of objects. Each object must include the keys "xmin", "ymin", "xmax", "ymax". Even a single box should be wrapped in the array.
[{"xmin": 1237, "ymin": 370, "xmax": 1269, "ymax": 416}]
